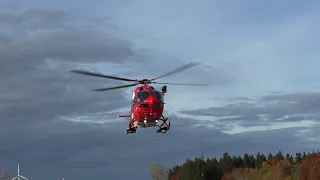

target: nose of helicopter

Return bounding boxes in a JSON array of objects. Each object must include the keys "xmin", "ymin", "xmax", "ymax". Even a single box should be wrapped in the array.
[{"xmin": 137, "ymin": 97, "xmax": 162, "ymax": 122}]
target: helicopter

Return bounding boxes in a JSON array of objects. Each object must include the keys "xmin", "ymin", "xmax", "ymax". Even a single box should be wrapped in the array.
[{"xmin": 70, "ymin": 62, "xmax": 207, "ymax": 135}]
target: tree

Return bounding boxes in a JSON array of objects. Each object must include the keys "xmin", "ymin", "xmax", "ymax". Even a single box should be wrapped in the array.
[
  {"xmin": 285, "ymin": 153, "xmax": 290, "ymax": 160},
  {"xmin": 295, "ymin": 153, "xmax": 302, "ymax": 164},
  {"xmin": 256, "ymin": 153, "xmax": 263, "ymax": 169},
  {"xmin": 299, "ymin": 152, "xmax": 320, "ymax": 180},
  {"xmin": 148, "ymin": 163, "xmax": 169, "ymax": 180},
  {"xmin": 243, "ymin": 153, "xmax": 250, "ymax": 168},
  {"xmin": 249, "ymin": 154, "xmax": 256, "ymax": 168},
  {"xmin": 302, "ymin": 152, "xmax": 307, "ymax": 160},
  {"xmin": 261, "ymin": 154, "xmax": 267, "ymax": 162},
  {"xmin": 220, "ymin": 152, "xmax": 233, "ymax": 173},
  {"xmin": 268, "ymin": 153, "xmax": 274, "ymax": 161},
  {"xmin": 276, "ymin": 150, "xmax": 284, "ymax": 161}
]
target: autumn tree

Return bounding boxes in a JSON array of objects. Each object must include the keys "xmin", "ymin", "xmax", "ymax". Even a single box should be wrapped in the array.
[
  {"xmin": 299, "ymin": 152, "xmax": 320, "ymax": 180},
  {"xmin": 148, "ymin": 163, "xmax": 169, "ymax": 180}
]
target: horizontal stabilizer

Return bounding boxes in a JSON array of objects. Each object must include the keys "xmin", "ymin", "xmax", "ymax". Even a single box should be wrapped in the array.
[{"xmin": 118, "ymin": 115, "xmax": 130, "ymax": 118}]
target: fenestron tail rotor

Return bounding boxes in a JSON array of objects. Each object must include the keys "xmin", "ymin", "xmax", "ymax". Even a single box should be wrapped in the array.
[{"xmin": 69, "ymin": 62, "xmax": 208, "ymax": 91}]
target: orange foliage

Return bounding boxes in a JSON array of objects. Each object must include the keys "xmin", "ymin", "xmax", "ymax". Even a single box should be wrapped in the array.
[
  {"xmin": 299, "ymin": 152, "xmax": 320, "ymax": 180},
  {"xmin": 275, "ymin": 159, "xmax": 292, "ymax": 180}
]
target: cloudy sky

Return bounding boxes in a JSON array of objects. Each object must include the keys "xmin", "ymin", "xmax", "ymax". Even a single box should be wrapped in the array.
[{"xmin": 1, "ymin": 0, "xmax": 320, "ymax": 179}]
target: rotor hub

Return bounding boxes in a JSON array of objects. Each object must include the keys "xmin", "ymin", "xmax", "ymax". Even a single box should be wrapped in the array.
[{"xmin": 139, "ymin": 78, "xmax": 151, "ymax": 84}]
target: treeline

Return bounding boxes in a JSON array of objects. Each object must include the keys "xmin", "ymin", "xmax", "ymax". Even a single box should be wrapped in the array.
[{"xmin": 165, "ymin": 150, "xmax": 320, "ymax": 180}]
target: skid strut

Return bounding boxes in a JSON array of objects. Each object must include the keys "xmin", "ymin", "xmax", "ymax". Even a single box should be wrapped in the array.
[
  {"xmin": 125, "ymin": 120, "xmax": 137, "ymax": 135},
  {"xmin": 156, "ymin": 115, "xmax": 171, "ymax": 134}
]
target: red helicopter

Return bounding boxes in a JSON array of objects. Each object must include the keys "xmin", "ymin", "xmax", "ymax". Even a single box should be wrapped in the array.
[{"xmin": 70, "ymin": 62, "xmax": 207, "ymax": 134}]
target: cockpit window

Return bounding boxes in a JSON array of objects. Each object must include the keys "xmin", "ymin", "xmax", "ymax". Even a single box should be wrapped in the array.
[
  {"xmin": 151, "ymin": 90, "xmax": 164, "ymax": 102},
  {"xmin": 137, "ymin": 90, "xmax": 150, "ymax": 102}
]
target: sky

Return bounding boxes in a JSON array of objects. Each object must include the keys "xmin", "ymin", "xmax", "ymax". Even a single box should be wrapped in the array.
[{"xmin": 0, "ymin": 0, "xmax": 320, "ymax": 179}]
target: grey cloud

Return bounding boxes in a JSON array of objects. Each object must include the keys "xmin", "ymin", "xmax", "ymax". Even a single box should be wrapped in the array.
[
  {"xmin": 0, "ymin": 8, "xmax": 134, "ymax": 71},
  {"xmin": 180, "ymin": 92, "xmax": 320, "ymax": 126},
  {"xmin": 0, "ymin": 65, "xmax": 131, "ymax": 127},
  {"xmin": 1, "ymin": 29, "xmax": 133, "ymax": 66},
  {"xmin": 0, "ymin": 9, "xmax": 136, "ymax": 128},
  {"xmin": 0, "ymin": 9, "xmax": 68, "ymax": 29}
]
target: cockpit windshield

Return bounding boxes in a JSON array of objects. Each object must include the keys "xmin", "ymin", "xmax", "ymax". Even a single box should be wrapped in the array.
[
  {"xmin": 151, "ymin": 90, "xmax": 164, "ymax": 102},
  {"xmin": 137, "ymin": 90, "xmax": 150, "ymax": 102}
]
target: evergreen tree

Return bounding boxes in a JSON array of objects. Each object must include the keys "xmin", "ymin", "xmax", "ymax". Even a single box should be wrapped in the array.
[
  {"xmin": 261, "ymin": 154, "xmax": 267, "ymax": 162},
  {"xmin": 231, "ymin": 156, "xmax": 243, "ymax": 168},
  {"xmin": 168, "ymin": 169, "xmax": 173, "ymax": 180},
  {"xmin": 238, "ymin": 156, "xmax": 244, "ymax": 168},
  {"xmin": 302, "ymin": 152, "xmax": 307, "ymax": 160},
  {"xmin": 289, "ymin": 155, "xmax": 294, "ymax": 163},
  {"xmin": 267, "ymin": 153, "xmax": 273, "ymax": 161},
  {"xmin": 256, "ymin": 153, "xmax": 262, "ymax": 169},
  {"xmin": 295, "ymin": 152, "xmax": 302, "ymax": 163},
  {"xmin": 203, "ymin": 160, "xmax": 223, "ymax": 180},
  {"xmin": 285, "ymin": 153, "xmax": 290, "ymax": 160},
  {"xmin": 248, "ymin": 154, "xmax": 256, "ymax": 168},
  {"xmin": 275, "ymin": 150, "xmax": 284, "ymax": 160},
  {"xmin": 219, "ymin": 152, "xmax": 233, "ymax": 173},
  {"xmin": 243, "ymin": 153, "xmax": 250, "ymax": 168}
]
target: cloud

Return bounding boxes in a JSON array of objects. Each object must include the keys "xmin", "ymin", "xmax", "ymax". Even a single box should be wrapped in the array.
[
  {"xmin": 0, "ymin": 7, "xmax": 140, "ymax": 125},
  {"xmin": 0, "ymin": 9, "xmax": 68, "ymax": 28},
  {"xmin": 0, "ymin": 10, "xmax": 133, "ymax": 68},
  {"xmin": 179, "ymin": 92, "xmax": 320, "ymax": 134}
]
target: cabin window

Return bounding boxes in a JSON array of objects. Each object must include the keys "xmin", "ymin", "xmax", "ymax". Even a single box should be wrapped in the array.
[
  {"xmin": 137, "ymin": 90, "xmax": 150, "ymax": 102},
  {"xmin": 151, "ymin": 90, "xmax": 164, "ymax": 102}
]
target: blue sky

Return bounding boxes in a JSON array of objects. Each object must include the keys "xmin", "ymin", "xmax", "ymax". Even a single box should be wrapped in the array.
[{"xmin": 0, "ymin": 0, "xmax": 320, "ymax": 179}]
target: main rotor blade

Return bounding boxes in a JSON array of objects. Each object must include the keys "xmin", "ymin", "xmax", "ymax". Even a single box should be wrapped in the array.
[
  {"xmin": 150, "ymin": 62, "xmax": 201, "ymax": 81},
  {"xmin": 152, "ymin": 82, "xmax": 209, "ymax": 86},
  {"xmin": 70, "ymin": 70, "xmax": 137, "ymax": 82},
  {"xmin": 91, "ymin": 83, "xmax": 139, "ymax": 91}
]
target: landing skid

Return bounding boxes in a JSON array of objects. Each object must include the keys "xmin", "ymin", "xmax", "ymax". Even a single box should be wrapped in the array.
[
  {"xmin": 125, "ymin": 119, "xmax": 137, "ymax": 135},
  {"xmin": 125, "ymin": 115, "xmax": 171, "ymax": 135},
  {"xmin": 155, "ymin": 115, "xmax": 171, "ymax": 134},
  {"xmin": 125, "ymin": 127, "xmax": 136, "ymax": 135}
]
